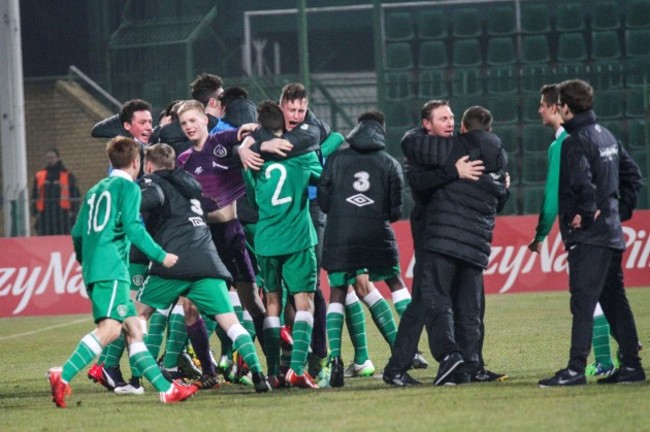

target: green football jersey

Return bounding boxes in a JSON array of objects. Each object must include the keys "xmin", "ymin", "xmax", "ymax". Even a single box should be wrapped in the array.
[
  {"xmin": 71, "ymin": 170, "xmax": 166, "ymax": 284},
  {"xmin": 244, "ymin": 152, "xmax": 322, "ymax": 256}
]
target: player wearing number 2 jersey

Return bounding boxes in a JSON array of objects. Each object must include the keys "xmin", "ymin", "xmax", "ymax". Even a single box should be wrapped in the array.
[{"xmin": 243, "ymin": 100, "xmax": 322, "ymax": 389}]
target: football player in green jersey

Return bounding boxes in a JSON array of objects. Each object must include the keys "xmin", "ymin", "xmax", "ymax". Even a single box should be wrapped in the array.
[{"xmin": 48, "ymin": 136, "xmax": 197, "ymax": 408}]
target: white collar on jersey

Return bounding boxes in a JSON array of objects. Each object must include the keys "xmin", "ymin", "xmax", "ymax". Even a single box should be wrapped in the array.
[{"xmin": 110, "ymin": 169, "xmax": 133, "ymax": 182}]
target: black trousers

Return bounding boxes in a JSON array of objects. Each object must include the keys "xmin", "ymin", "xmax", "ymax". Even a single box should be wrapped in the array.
[
  {"xmin": 386, "ymin": 250, "xmax": 482, "ymax": 372},
  {"xmin": 309, "ymin": 199, "xmax": 328, "ymax": 359},
  {"xmin": 567, "ymin": 245, "xmax": 641, "ymax": 372}
]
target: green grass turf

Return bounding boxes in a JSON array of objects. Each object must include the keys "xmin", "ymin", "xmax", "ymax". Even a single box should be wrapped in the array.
[{"xmin": 1, "ymin": 288, "xmax": 649, "ymax": 431}]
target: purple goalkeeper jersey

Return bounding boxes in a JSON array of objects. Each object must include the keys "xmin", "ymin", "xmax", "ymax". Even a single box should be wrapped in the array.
[{"xmin": 177, "ymin": 129, "xmax": 244, "ymax": 213}]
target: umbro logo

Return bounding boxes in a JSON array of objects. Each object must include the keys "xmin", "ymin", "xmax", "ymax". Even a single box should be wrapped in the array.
[
  {"xmin": 346, "ymin": 193, "xmax": 374, "ymax": 208},
  {"xmin": 194, "ymin": 167, "xmax": 204, "ymax": 175}
]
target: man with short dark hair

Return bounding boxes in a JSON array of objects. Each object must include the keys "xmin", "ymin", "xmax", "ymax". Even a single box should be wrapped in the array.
[{"xmin": 538, "ymin": 79, "xmax": 645, "ymax": 387}]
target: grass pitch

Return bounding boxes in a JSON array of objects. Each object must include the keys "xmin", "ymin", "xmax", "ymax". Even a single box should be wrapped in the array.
[{"xmin": 2, "ymin": 288, "xmax": 649, "ymax": 431}]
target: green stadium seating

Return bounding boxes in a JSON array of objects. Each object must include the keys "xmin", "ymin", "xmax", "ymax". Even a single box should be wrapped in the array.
[
  {"xmin": 522, "ymin": 183, "xmax": 546, "ymax": 214},
  {"xmin": 500, "ymin": 183, "xmax": 520, "ymax": 215},
  {"xmin": 522, "ymin": 151, "xmax": 549, "ymax": 183},
  {"xmin": 451, "ymin": 67, "xmax": 483, "ymax": 95},
  {"xmin": 507, "ymin": 150, "xmax": 521, "ymax": 186},
  {"xmin": 385, "ymin": 11, "xmax": 415, "ymax": 41},
  {"xmin": 418, "ymin": 40, "xmax": 448, "ymax": 69},
  {"xmin": 523, "ymin": 124, "xmax": 552, "ymax": 152},
  {"xmin": 521, "ymin": 63, "xmax": 553, "ymax": 93},
  {"xmin": 385, "ymin": 70, "xmax": 415, "ymax": 100},
  {"xmin": 521, "ymin": 3, "xmax": 551, "ymax": 34},
  {"xmin": 521, "ymin": 35, "xmax": 551, "ymax": 63},
  {"xmin": 487, "ymin": 93, "xmax": 519, "ymax": 124},
  {"xmin": 487, "ymin": 37, "xmax": 516, "ymax": 65},
  {"xmin": 487, "ymin": 65, "xmax": 518, "ymax": 94},
  {"xmin": 557, "ymin": 33, "xmax": 588, "ymax": 62},
  {"xmin": 592, "ymin": 1, "xmax": 621, "ymax": 30},
  {"xmin": 522, "ymin": 93, "xmax": 541, "ymax": 122},
  {"xmin": 385, "ymin": 100, "xmax": 416, "ymax": 128},
  {"xmin": 555, "ymin": 61, "xmax": 590, "ymax": 83},
  {"xmin": 590, "ymin": 60, "xmax": 624, "ymax": 89},
  {"xmin": 626, "ymin": 57, "xmax": 650, "ymax": 87},
  {"xmin": 418, "ymin": 69, "xmax": 449, "ymax": 99},
  {"xmin": 594, "ymin": 90, "xmax": 624, "ymax": 119},
  {"xmin": 385, "ymin": 42, "xmax": 414, "ymax": 70},
  {"xmin": 452, "ymin": 38, "xmax": 483, "ymax": 67},
  {"xmin": 452, "ymin": 8, "xmax": 482, "ymax": 38},
  {"xmin": 625, "ymin": 88, "xmax": 648, "ymax": 117},
  {"xmin": 451, "ymin": 94, "xmax": 485, "ymax": 117},
  {"xmin": 417, "ymin": 10, "xmax": 447, "ymax": 40},
  {"xmin": 487, "ymin": 5, "xmax": 516, "ymax": 36},
  {"xmin": 625, "ymin": 0, "xmax": 650, "ymax": 28},
  {"xmin": 556, "ymin": 3, "xmax": 586, "ymax": 32},
  {"xmin": 492, "ymin": 124, "xmax": 521, "ymax": 154},
  {"xmin": 625, "ymin": 29, "xmax": 650, "ymax": 57},
  {"xmin": 592, "ymin": 31, "xmax": 622, "ymax": 60},
  {"xmin": 627, "ymin": 119, "xmax": 649, "ymax": 149}
]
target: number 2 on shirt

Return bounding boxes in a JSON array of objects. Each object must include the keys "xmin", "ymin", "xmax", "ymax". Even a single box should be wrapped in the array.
[{"xmin": 265, "ymin": 163, "xmax": 292, "ymax": 206}]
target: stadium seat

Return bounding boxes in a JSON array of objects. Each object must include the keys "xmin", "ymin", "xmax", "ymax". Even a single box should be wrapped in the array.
[
  {"xmin": 522, "ymin": 151, "xmax": 549, "ymax": 183},
  {"xmin": 625, "ymin": 88, "xmax": 648, "ymax": 117},
  {"xmin": 523, "ymin": 124, "xmax": 552, "ymax": 152},
  {"xmin": 417, "ymin": 10, "xmax": 447, "ymax": 40},
  {"xmin": 590, "ymin": 60, "xmax": 624, "ymax": 90},
  {"xmin": 592, "ymin": 31, "xmax": 622, "ymax": 60},
  {"xmin": 556, "ymin": 3, "xmax": 585, "ymax": 32},
  {"xmin": 486, "ymin": 65, "xmax": 518, "ymax": 94},
  {"xmin": 625, "ymin": 0, "xmax": 650, "ymax": 29},
  {"xmin": 451, "ymin": 67, "xmax": 484, "ymax": 96},
  {"xmin": 385, "ymin": 42, "xmax": 414, "ymax": 70},
  {"xmin": 557, "ymin": 33, "xmax": 588, "ymax": 62},
  {"xmin": 507, "ymin": 150, "xmax": 521, "ymax": 186},
  {"xmin": 385, "ymin": 70, "xmax": 415, "ymax": 100},
  {"xmin": 451, "ymin": 94, "xmax": 485, "ymax": 118},
  {"xmin": 418, "ymin": 68, "xmax": 449, "ymax": 99},
  {"xmin": 486, "ymin": 93, "xmax": 519, "ymax": 124},
  {"xmin": 452, "ymin": 8, "xmax": 482, "ymax": 38},
  {"xmin": 521, "ymin": 3, "xmax": 551, "ymax": 34},
  {"xmin": 555, "ymin": 61, "xmax": 590, "ymax": 83},
  {"xmin": 492, "ymin": 124, "xmax": 521, "ymax": 154},
  {"xmin": 487, "ymin": 37, "xmax": 516, "ymax": 65},
  {"xmin": 521, "ymin": 35, "xmax": 551, "ymax": 64},
  {"xmin": 627, "ymin": 119, "xmax": 649, "ymax": 149},
  {"xmin": 629, "ymin": 150, "xmax": 649, "ymax": 184},
  {"xmin": 520, "ymin": 63, "xmax": 552, "ymax": 93},
  {"xmin": 487, "ymin": 5, "xmax": 516, "ymax": 36},
  {"xmin": 522, "ymin": 93, "xmax": 541, "ymax": 123},
  {"xmin": 625, "ymin": 57, "xmax": 650, "ymax": 87},
  {"xmin": 452, "ymin": 38, "xmax": 483, "ymax": 67},
  {"xmin": 625, "ymin": 29, "xmax": 650, "ymax": 57},
  {"xmin": 385, "ymin": 100, "xmax": 416, "ymax": 128},
  {"xmin": 385, "ymin": 11, "xmax": 415, "ymax": 41},
  {"xmin": 592, "ymin": 1, "xmax": 621, "ymax": 30},
  {"xmin": 500, "ymin": 182, "xmax": 519, "ymax": 215},
  {"xmin": 594, "ymin": 90, "xmax": 623, "ymax": 119},
  {"xmin": 418, "ymin": 40, "xmax": 448, "ymax": 69},
  {"xmin": 522, "ymin": 183, "xmax": 546, "ymax": 214}
]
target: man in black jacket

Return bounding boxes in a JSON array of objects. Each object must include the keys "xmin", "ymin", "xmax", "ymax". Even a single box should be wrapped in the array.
[
  {"xmin": 539, "ymin": 79, "xmax": 645, "ymax": 386},
  {"xmin": 135, "ymin": 143, "xmax": 271, "ymax": 393},
  {"xmin": 318, "ymin": 111, "xmax": 404, "ymax": 387}
]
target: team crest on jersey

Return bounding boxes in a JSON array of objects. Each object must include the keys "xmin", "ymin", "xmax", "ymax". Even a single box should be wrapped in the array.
[
  {"xmin": 132, "ymin": 274, "xmax": 145, "ymax": 287},
  {"xmin": 213, "ymin": 145, "xmax": 228, "ymax": 158},
  {"xmin": 346, "ymin": 193, "xmax": 375, "ymax": 208},
  {"xmin": 117, "ymin": 305, "xmax": 127, "ymax": 317},
  {"xmin": 300, "ymin": 124, "xmax": 309, "ymax": 130}
]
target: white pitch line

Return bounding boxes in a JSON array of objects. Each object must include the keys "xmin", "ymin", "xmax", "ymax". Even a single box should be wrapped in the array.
[{"xmin": 0, "ymin": 317, "xmax": 88, "ymax": 341}]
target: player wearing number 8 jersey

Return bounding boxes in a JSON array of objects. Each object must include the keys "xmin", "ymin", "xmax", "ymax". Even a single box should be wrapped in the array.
[{"xmin": 243, "ymin": 100, "xmax": 323, "ymax": 388}]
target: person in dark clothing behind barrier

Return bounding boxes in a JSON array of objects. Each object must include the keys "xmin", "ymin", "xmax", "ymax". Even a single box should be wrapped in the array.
[
  {"xmin": 538, "ymin": 79, "xmax": 645, "ymax": 387},
  {"xmin": 32, "ymin": 148, "xmax": 80, "ymax": 235},
  {"xmin": 386, "ymin": 106, "xmax": 509, "ymax": 386}
]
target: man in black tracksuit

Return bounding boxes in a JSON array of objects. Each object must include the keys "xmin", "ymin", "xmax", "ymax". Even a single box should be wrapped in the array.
[
  {"xmin": 386, "ymin": 106, "xmax": 509, "ymax": 386},
  {"xmin": 539, "ymin": 79, "xmax": 645, "ymax": 387}
]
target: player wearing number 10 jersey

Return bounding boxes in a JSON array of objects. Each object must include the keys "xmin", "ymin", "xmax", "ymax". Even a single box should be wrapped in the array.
[{"xmin": 243, "ymin": 100, "xmax": 323, "ymax": 388}]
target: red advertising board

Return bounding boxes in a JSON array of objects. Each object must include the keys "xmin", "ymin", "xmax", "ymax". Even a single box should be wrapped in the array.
[{"xmin": 2, "ymin": 212, "xmax": 650, "ymax": 317}]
